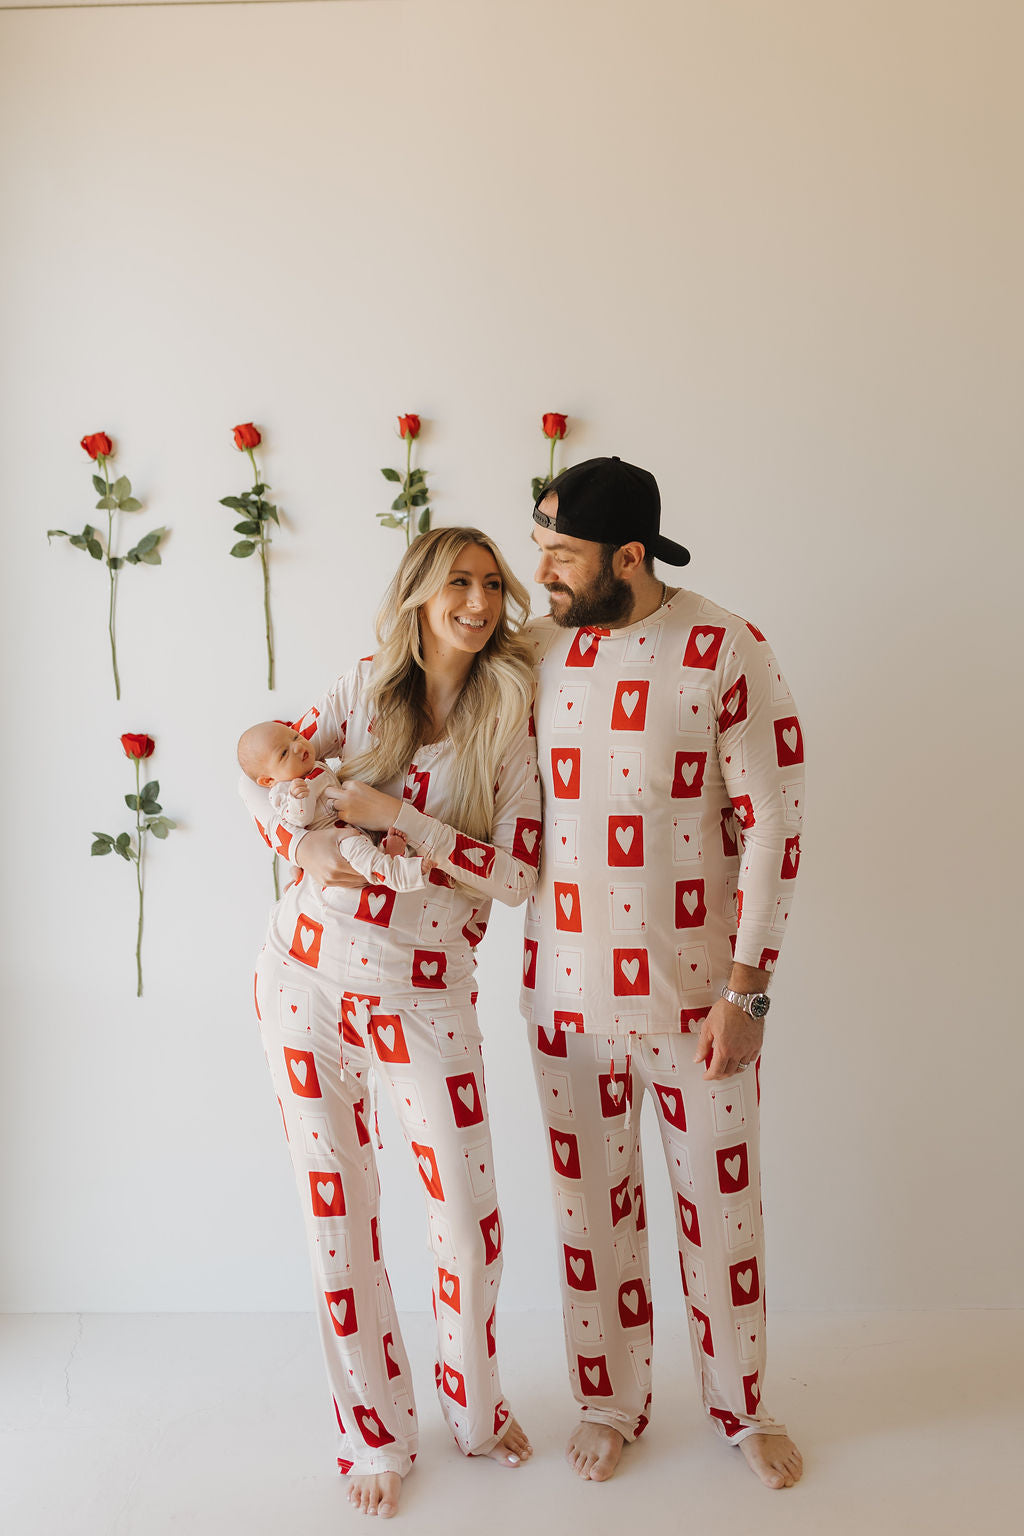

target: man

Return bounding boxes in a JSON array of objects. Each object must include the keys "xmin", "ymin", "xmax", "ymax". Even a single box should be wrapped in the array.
[{"xmin": 521, "ymin": 456, "xmax": 804, "ymax": 1489}]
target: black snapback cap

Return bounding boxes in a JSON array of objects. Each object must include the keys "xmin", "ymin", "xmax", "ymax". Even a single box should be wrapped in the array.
[{"xmin": 533, "ymin": 456, "xmax": 690, "ymax": 566}]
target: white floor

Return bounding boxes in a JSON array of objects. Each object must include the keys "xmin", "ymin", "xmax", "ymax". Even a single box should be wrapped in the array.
[{"xmin": 1, "ymin": 1309, "xmax": 1020, "ymax": 1536}]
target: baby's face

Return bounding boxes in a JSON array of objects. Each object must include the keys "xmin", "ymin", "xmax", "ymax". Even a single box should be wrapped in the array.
[{"xmin": 258, "ymin": 725, "xmax": 314, "ymax": 784}]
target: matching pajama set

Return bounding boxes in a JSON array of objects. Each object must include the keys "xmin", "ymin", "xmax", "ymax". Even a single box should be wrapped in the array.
[
  {"xmin": 269, "ymin": 761, "xmax": 429, "ymax": 894},
  {"xmin": 521, "ymin": 591, "xmax": 804, "ymax": 1446},
  {"xmin": 242, "ymin": 661, "xmax": 541, "ymax": 1476}
]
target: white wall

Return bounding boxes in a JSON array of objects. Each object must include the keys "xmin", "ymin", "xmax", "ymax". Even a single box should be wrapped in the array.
[{"xmin": 1, "ymin": 0, "xmax": 1021, "ymax": 1315}]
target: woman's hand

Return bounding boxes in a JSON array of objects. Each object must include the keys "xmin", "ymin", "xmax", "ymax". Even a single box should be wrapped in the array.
[
  {"xmin": 330, "ymin": 781, "xmax": 405, "ymax": 832},
  {"xmin": 293, "ymin": 828, "xmax": 365, "ymax": 887}
]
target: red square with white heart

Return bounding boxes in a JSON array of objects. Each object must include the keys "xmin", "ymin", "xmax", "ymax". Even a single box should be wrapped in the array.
[
  {"xmin": 451, "ymin": 834, "xmax": 494, "ymax": 878},
  {"xmin": 355, "ymin": 885, "xmax": 397, "ymax": 927},
  {"xmin": 411, "ymin": 950, "xmax": 447, "ymax": 989},
  {"xmin": 369, "ymin": 1012, "xmax": 410, "ymax": 1064},
  {"xmin": 599, "ymin": 1072, "xmax": 632, "ymax": 1118},
  {"xmin": 613, "ymin": 948, "xmax": 650, "ymax": 997},
  {"xmin": 654, "ymin": 1082, "xmax": 687, "ymax": 1131},
  {"xmin": 565, "ymin": 1244, "xmax": 597, "ymax": 1291},
  {"xmin": 480, "ymin": 1209, "xmax": 502, "ymax": 1264},
  {"xmin": 403, "ymin": 765, "xmax": 430, "ymax": 809},
  {"xmin": 554, "ymin": 881, "xmax": 583, "ymax": 933},
  {"xmin": 677, "ymin": 1191, "xmax": 701, "ymax": 1245},
  {"xmin": 284, "ymin": 1047, "xmax": 321, "ymax": 1099},
  {"xmin": 609, "ymin": 1175, "xmax": 632, "ymax": 1227},
  {"xmin": 683, "ymin": 625, "xmax": 725, "ymax": 669},
  {"xmin": 288, "ymin": 913, "xmax": 323, "ymax": 968},
  {"xmin": 512, "ymin": 818, "xmax": 541, "ymax": 865},
  {"xmin": 411, "ymin": 1141, "xmax": 445, "ymax": 1200},
  {"xmin": 730, "ymin": 1256, "xmax": 761, "ymax": 1307},
  {"xmin": 674, "ymin": 879, "xmax": 707, "ymax": 929},
  {"xmin": 446, "ymin": 1071, "xmax": 484, "ymax": 1128},
  {"xmin": 774, "ymin": 716, "xmax": 804, "ymax": 766},
  {"xmin": 325, "ymin": 1287, "xmax": 357, "ymax": 1337},
  {"xmin": 781, "ymin": 835, "xmax": 801, "ymax": 879},
  {"xmin": 717, "ymin": 1143, "xmax": 750, "ymax": 1194},
  {"xmin": 537, "ymin": 1022, "xmax": 568, "ymax": 1057},
  {"xmin": 353, "ymin": 1404, "xmax": 394, "ymax": 1446},
  {"xmin": 442, "ymin": 1363, "xmax": 467, "ymax": 1406},
  {"xmin": 719, "ymin": 674, "xmax": 748, "ymax": 732},
  {"xmin": 608, "ymin": 815, "xmax": 643, "ymax": 867},
  {"xmin": 610, "ymin": 680, "xmax": 649, "ymax": 731},
  {"xmin": 551, "ymin": 748, "xmax": 581, "ymax": 799},
  {"xmin": 550, "ymin": 1128, "xmax": 582, "ymax": 1180},
  {"xmin": 309, "ymin": 1171, "xmax": 345, "ymax": 1218},
  {"xmin": 437, "ymin": 1266, "xmax": 461, "ymax": 1313},
  {"xmin": 566, "ymin": 627, "xmax": 605, "ymax": 666},
  {"xmin": 340, "ymin": 992, "xmax": 377, "ymax": 1047},
  {"xmin": 671, "ymin": 751, "xmax": 707, "ymax": 799},
  {"xmin": 522, "ymin": 939, "xmax": 538, "ymax": 989},
  {"xmin": 577, "ymin": 1353, "xmax": 614, "ymax": 1396},
  {"xmin": 617, "ymin": 1278, "xmax": 651, "ymax": 1328}
]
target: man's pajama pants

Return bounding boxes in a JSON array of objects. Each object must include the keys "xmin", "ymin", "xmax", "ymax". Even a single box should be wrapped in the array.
[
  {"xmin": 256, "ymin": 948, "xmax": 511, "ymax": 1477},
  {"xmin": 531, "ymin": 1026, "xmax": 787, "ymax": 1445}
]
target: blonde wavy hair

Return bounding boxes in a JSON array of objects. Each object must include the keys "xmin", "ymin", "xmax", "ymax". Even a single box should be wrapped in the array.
[{"xmin": 344, "ymin": 527, "xmax": 535, "ymax": 841}]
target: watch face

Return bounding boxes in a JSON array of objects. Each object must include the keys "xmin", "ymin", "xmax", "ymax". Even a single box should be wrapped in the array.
[{"xmin": 750, "ymin": 994, "xmax": 771, "ymax": 1020}]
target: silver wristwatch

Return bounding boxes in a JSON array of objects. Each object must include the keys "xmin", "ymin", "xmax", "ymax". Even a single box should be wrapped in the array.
[{"xmin": 720, "ymin": 986, "xmax": 771, "ymax": 1021}]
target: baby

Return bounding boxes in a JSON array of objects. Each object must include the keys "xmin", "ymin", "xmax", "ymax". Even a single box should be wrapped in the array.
[{"xmin": 238, "ymin": 720, "xmax": 428, "ymax": 892}]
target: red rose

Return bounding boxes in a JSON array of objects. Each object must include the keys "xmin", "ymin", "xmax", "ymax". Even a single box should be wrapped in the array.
[
  {"xmin": 233, "ymin": 423, "xmax": 262, "ymax": 450},
  {"xmin": 398, "ymin": 414, "xmax": 421, "ymax": 439},
  {"xmin": 120, "ymin": 733, "xmax": 155, "ymax": 760},
  {"xmin": 542, "ymin": 413, "xmax": 568, "ymax": 440},
  {"xmin": 81, "ymin": 432, "xmax": 113, "ymax": 460}
]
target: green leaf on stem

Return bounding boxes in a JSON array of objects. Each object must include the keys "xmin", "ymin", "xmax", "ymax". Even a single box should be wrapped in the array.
[
  {"xmin": 141, "ymin": 781, "xmax": 158, "ymax": 800},
  {"xmin": 112, "ymin": 476, "xmax": 131, "ymax": 500},
  {"xmin": 531, "ymin": 476, "xmax": 547, "ymax": 500},
  {"xmin": 119, "ymin": 497, "xmax": 142, "ymax": 512},
  {"xmin": 47, "ymin": 529, "xmax": 69, "ymax": 540},
  {"xmin": 220, "ymin": 496, "xmax": 248, "ymax": 511},
  {"xmin": 139, "ymin": 550, "xmax": 161, "ymax": 565},
  {"xmin": 381, "ymin": 467, "xmax": 401, "ymax": 482},
  {"xmin": 86, "ymin": 538, "xmax": 103, "ymax": 560},
  {"xmin": 91, "ymin": 840, "xmax": 113, "ymax": 856},
  {"xmin": 233, "ymin": 520, "xmax": 261, "ymax": 536},
  {"xmin": 95, "ymin": 496, "xmax": 117, "ymax": 511},
  {"xmin": 125, "ymin": 793, "xmax": 139, "ymax": 810},
  {"xmin": 147, "ymin": 818, "xmax": 172, "ymax": 839},
  {"xmin": 408, "ymin": 468, "xmax": 427, "ymax": 485},
  {"xmin": 409, "ymin": 492, "xmax": 427, "ymax": 507},
  {"xmin": 109, "ymin": 555, "xmax": 123, "ymax": 570},
  {"xmin": 231, "ymin": 540, "xmax": 256, "ymax": 558},
  {"xmin": 133, "ymin": 531, "xmax": 161, "ymax": 556},
  {"xmin": 418, "ymin": 508, "xmax": 431, "ymax": 534},
  {"xmin": 116, "ymin": 832, "xmax": 131, "ymax": 848},
  {"xmin": 377, "ymin": 514, "xmax": 403, "ymax": 528},
  {"xmin": 262, "ymin": 505, "xmax": 280, "ymax": 526},
  {"xmin": 390, "ymin": 494, "xmax": 409, "ymax": 512},
  {"xmin": 92, "ymin": 474, "xmax": 106, "ymax": 495},
  {"xmin": 252, "ymin": 482, "xmax": 267, "ymax": 495}
]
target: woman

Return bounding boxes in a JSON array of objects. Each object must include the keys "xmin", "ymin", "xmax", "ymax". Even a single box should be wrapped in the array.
[{"xmin": 241, "ymin": 528, "xmax": 540, "ymax": 1519}]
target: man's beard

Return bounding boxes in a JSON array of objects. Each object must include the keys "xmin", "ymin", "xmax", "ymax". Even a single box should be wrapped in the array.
[{"xmin": 547, "ymin": 552, "xmax": 633, "ymax": 627}]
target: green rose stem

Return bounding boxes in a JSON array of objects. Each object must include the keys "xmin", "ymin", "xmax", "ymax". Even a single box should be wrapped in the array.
[
  {"xmin": 246, "ymin": 445, "xmax": 275, "ymax": 689},
  {"xmin": 548, "ymin": 434, "xmax": 557, "ymax": 487},
  {"xmin": 403, "ymin": 433, "xmax": 414, "ymax": 547},
  {"xmin": 100, "ymin": 455, "xmax": 121, "ymax": 700},
  {"xmin": 132, "ymin": 756, "xmax": 145, "ymax": 997}
]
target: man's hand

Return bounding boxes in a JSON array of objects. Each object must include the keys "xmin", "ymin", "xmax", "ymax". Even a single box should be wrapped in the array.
[
  {"xmin": 289, "ymin": 778, "xmax": 310, "ymax": 800},
  {"xmin": 694, "ymin": 998, "xmax": 764, "ymax": 1080},
  {"xmin": 331, "ymin": 781, "xmax": 405, "ymax": 832},
  {"xmin": 293, "ymin": 827, "xmax": 365, "ymax": 887}
]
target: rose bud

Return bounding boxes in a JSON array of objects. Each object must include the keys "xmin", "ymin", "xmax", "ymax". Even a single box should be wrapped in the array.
[
  {"xmin": 542, "ymin": 413, "xmax": 568, "ymax": 440},
  {"xmin": 81, "ymin": 432, "xmax": 113, "ymax": 460},
  {"xmin": 120, "ymin": 733, "xmax": 156, "ymax": 760},
  {"xmin": 232, "ymin": 423, "xmax": 262, "ymax": 450},
  {"xmin": 398, "ymin": 414, "xmax": 422, "ymax": 439}
]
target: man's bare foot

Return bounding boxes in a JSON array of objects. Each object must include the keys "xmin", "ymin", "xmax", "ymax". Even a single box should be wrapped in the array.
[
  {"xmin": 484, "ymin": 1417, "xmax": 533, "ymax": 1466},
  {"xmin": 347, "ymin": 1471, "xmax": 402, "ymax": 1517},
  {"xmin": 739, "ymin": 1432, "xmax": 803, "ymax": 1489},
  {"xmin": 566, "ymin": 1421, "xmax": 625, "ymax": 1481}
]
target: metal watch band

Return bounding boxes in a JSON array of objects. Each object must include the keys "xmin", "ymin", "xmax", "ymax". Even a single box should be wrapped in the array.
[{"xmin": 720, "ymin": 986, "xmax": 771, "ymax": 1019}]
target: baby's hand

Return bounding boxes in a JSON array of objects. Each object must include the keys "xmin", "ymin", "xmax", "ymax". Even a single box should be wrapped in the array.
[
  {"xmin": 289, "ymin": 778, "xmax": 310, "ymax": 800},
  {"xmin": 382, "ymin": 826, "xmax": 408, "ymax": 858}
]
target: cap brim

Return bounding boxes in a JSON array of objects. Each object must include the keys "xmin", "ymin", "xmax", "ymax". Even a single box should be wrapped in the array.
[{"xmin": 653, "ymin": 534, "xmax": 691, "ymax": 567}]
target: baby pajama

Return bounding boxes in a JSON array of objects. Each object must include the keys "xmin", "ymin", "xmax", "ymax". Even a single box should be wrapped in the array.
[
  {"xmin": 243, "ymin": 661, "xmax": 540, "ymax": 1473},
  {"xmin": 269, "ymin": 760, "xmax": 428, "ymax": 894}
]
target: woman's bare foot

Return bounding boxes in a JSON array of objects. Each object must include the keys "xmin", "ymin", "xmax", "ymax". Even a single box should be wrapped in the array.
[
  {"xmin": 739, "ymin": 1432, "xmax": 803, "ymax": 1489},
  {"xmin": 482, "ymin": 1417, "xmax": 533, "ymax": 1465},
  {"xmin": 566, "ymin": 1421, "xmax": 625, "ymax": 1481},
  {"xmin": 347, "ymin": 1471, "xmax": 403, "ymax": 1517}
]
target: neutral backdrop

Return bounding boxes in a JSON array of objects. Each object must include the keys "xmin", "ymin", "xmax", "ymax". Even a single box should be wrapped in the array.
[{"xmin": 1, "ymin": 0, "xmax": 1020, "ymax": 1318}]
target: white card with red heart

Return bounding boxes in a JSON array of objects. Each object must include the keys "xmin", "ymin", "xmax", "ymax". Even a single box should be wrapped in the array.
[
  {"xmin": 552, "ymin": 685, "xmax": 588, "ymax": 731},
  {"xmin": 554, "ymin": 947, "xmax": 584, "ymax": 995},
  {"xmin": 722, "ymin": 1199, "xmax": 755, "ymax": 1253},
  {"xmin": 609, "ymin": 884, "xmax": 646, "ymax": 932},
  {"xmin": 278, "ymin": 985, "xmax": 310, "ymax": 1034},
  {"xmin": 538, "ymin": 1068, "xmax": 573, "ymax": 1119},
  {"xmin": 301, "ymin": 1115, "xmax": 334, "ymax": 1156},
  {"xmin": 391, "ymin": 1078, "xmax": 427, "ymax": 1128},
  {"xmin": 780, "ymin": 780, "xmax": 802, "ymax": 824},
  {"xmin": 672, "ymin": 816, "xmax": 703, "ymax": 864},
  {"xmin": 314, "ymin": 1229, "xmax": 350, "ymax": 1275},
  {"xmin": 569, "ymin": 1301, "xmax": 605, "ymax": 1342},
  {"xmin": 608, "ymin": 749, "xmax": 644, "ymax": 797},
  {"xmin": 346, "ymin": 936, "xmax": 383, "ymax": 981},
  {"xmin": 624, "ymin": 626, "xmax": 661, "ymax": 663},
  {"xmin": 463, "ymin": 1138, "xmax": 496, "ymax": 1200},
  {"xmin": 604, "ymin": 1131, "xmax": 632, "ymax": 1177},
  {"xmin": 612, "ymin": 1231, "xmax": 639, "ymax": 1276},
  {"xmin": 678, "ymin": 684, "xmax": 713, "ymax": 735},
  {"xmin": 711, "ymin": 1082, "xmax": 747, "ymax": 1134},
  {"xmin": 556, "ymin": 1190, "xmax": 589, "ymax": 1236},
  {"xmin": 552, "ymin": 816, "xmax": 579, "ymax": 864},
  {"xmin": 677, "ymin": 943, "xmax": 711, "ymax": 990},
  {"xmin": 417, "ymin": 901, "xmax": 450, "ymax": 942},
  {"xmin": 430, "ymin": 1013, "xmax": 471, "ymax": 1058}
]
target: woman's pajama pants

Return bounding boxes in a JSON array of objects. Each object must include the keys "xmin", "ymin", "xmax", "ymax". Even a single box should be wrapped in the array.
[
  {"xmin": 255, "ymin": 948, "xmax": 511, "ymax": 1476},
  {"xmin": 531, "ymin": 1026, "xmax": 787, "ymax": 1445}
]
